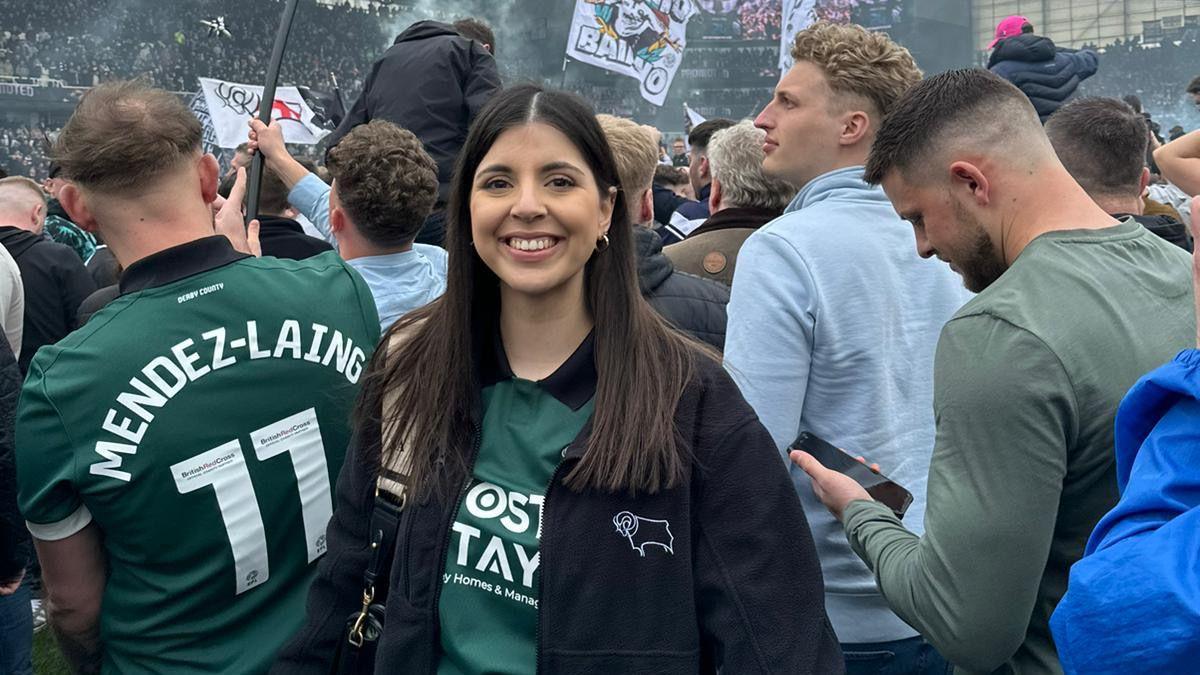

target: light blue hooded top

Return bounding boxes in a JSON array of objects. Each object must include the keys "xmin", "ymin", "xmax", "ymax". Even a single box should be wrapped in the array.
[{"xmin": 724, "ymin": 166, "xmax": 971, "ymax": 643}]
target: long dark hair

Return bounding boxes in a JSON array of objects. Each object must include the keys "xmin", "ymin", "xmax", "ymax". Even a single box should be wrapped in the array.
[{"xmin": 356, "ymin": 84, "xmax": 704, "ymax": 498}]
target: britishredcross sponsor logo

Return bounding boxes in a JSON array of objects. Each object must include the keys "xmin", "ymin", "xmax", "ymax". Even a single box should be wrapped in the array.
[
  {"xmin": 176, "ymin": 451, "xmax": 238, "ymax": 480},
  {"xmin": 197, "ymin": 77, "xmax": 329, "ymax": 149},
  {"xmin": 259, "ymin": 420, "xmax": 313, "ymax": 446},
  {"xmin": 613, "ymin": 511, "xmax": 674, "ymax": 556},
  {"xmin": 566, "ymin": 0, "xmax": 696, "ymax": 106}
]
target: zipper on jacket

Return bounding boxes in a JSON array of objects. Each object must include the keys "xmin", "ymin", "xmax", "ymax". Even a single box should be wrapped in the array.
[
  {"xmin": 428, "ymin": 422, "xmax": 482, "ymax": 673},
  {"xmin": 534, "ymin": 455, "xmax": 574, "ymax": 675}
]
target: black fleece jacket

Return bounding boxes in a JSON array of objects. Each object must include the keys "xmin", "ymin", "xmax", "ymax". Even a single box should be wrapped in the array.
[{"xmin": 273, "ymin": 353, "xmax": 841, "ymax": 674}]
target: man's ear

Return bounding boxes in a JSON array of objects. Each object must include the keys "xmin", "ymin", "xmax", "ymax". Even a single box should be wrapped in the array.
[
  {"xmin": 699, "ymin": 155, "xmax": 712, "ymax": 181},
  {"xmin": 709, "ymin": 177, "xmax": 722, "ymax": 213},
  {"xmin": 58, "ymin": 184, "xmax": 100, "ymax": 233},
  {"xmin": 839, "ymin": 110, "xmax": 872, "ymax": 147},
  {"xmin": 329, "ymin": 204, "xmax": 346, "ymax": 234},
  {"xmin": 1139, "ymin": 166, "xmax": 1151, "ymax": 194},
  {"xmin": 639, "ymin": 188, "xmax": 653, "ymax": 225},
  {"xmin": 32, "ymin": 202, "xmax": 45, "ymax": 230},
  {"xmin": 948, "ymin": 161, "xmax": 991, "ymax": 207},
  {"xmin": 199, "ymin": 154, "xmax": 220, "ymax": 204}
]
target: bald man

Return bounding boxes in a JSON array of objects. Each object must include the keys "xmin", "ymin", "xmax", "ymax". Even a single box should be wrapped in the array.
[
  {"xmin": 0, "ymin": 177, "xmax": 94, "ymax": 371},
  {"xmin": 794, "ymin": 69, "xmax": 1195, "ymax": 672}
]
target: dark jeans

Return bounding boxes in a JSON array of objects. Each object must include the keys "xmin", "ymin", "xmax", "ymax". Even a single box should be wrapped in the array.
[
  {"xmin": 416, "ymin": 208, "xmax": 446, "ymax": 248},
  {"xmin": 843, "ymin": 636, "xmax": 951, "ymax": 675},
  {"xmin": 0, "ymin": 579, "xmax": 33, "ymax": 675}
]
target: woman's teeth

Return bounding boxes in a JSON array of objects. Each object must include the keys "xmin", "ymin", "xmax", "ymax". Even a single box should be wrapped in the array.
[{"xmin": 508, "ymin": 237, "xmax": 555, "ymax": 251}]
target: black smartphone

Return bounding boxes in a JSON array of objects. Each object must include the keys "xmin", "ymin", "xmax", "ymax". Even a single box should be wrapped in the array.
[{"xmin": 791, "ymin": 432, "xmax": 914, "ymax": 519}]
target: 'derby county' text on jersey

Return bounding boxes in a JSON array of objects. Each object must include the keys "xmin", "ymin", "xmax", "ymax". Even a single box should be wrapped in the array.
[{"xmin": 16, "ymin": 238, "xmax": 381, "ymax": 674}]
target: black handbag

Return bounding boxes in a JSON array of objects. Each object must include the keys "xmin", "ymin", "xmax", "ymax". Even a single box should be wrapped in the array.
[{"xmin": 332, "ymin": 487, "xmax": 405, "ymax": 674}]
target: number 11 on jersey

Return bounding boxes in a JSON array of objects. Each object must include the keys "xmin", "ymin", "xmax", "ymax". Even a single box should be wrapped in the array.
[{"xmin": 171, "ymin": 408, "xmax": 332, "ymax": 595}]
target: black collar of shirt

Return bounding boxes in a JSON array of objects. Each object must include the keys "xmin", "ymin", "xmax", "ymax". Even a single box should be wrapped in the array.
[
  {"xmin": 119, "ymin": 235, "xmax": 250, "ymax": 295},
  {"xmin": 481, "ymin": 328, "xmax": 597, "ymax": 411}
]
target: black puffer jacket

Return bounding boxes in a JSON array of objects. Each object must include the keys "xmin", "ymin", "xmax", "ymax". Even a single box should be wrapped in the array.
[
  {"xmin": 988, "ymin": 33, "xmax": 1098, "ymax": 121},
  {"xmin": 635, "ymin": 227, "xmax": 729, "ymax": 350}
]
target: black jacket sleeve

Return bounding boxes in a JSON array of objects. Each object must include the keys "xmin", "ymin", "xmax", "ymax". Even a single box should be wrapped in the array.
[
  {"xmin": 692, "ymin": 366, "xmax": 843, "ymax": 673},
  {"xmin": 324, "ymin": 58, "xmax": 380, "ymax": 151},
  {"xmin": 462, "ymin": 43, "xmax": 501, "ymax": 125},
  {"xmin": 271, "ymin": 424, "xmax": 380, "ymax": 674},
  {"xmin": 0, "ymin": 338, "xmax": 28, "ymax": 581}
]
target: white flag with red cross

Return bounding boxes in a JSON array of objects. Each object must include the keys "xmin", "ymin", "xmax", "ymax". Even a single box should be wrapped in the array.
[{"xmin": 198, "ymin": 77, "xmax": 329, "ymax": 149}]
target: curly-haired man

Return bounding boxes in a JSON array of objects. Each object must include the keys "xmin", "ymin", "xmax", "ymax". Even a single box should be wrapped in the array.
[{"xmin": 250, "ymin": 118, "xmax": 446, "ymax": 332}]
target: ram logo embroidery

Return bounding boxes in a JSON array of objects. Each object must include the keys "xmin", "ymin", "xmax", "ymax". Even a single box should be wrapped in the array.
[{"xmin": 613, "ymin": 511, "xmax": 674, "ymax": 556}]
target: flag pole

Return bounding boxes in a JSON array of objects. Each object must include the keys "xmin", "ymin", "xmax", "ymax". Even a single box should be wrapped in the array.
[
  {"xmin": 330, "ymin": 72, "xmax": 347, "ymax": 121},
  {"xmin": 246, "ymin": 0, "xmax": 301, "ymax": 225}
]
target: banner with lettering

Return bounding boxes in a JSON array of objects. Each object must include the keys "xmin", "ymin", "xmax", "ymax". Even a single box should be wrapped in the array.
[{"xmin": 566, "ymin": 0, "xmax": 697, "ymax": 106}]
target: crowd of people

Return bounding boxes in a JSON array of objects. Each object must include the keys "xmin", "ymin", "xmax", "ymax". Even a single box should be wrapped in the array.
[
  {"xmin": 1076, "ymin": 35, "xmax": 1200, "ymax": 131},
  {"xmin": 0, "ymin": 0, "xmax": 392, "ymax": 97},
  {"xmin": 679, "ymin": 45, "xmax": 780, "ymax": 82},
  {"xmin": 2, "ymin": 8, "xmax": 1200, "ymax": 675},
  {"xmin": 738, "ymin": 0, "xmax": 783, "ymax": 40},
  {"xmin": 0, "ymin": 123, "xmax": 51, "ymax": 183}
]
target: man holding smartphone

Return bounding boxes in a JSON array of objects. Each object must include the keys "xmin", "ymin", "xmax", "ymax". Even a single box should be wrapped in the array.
[{"xmin": 795, "ymin": 69, "xmax": 1195, "ymax": 673}]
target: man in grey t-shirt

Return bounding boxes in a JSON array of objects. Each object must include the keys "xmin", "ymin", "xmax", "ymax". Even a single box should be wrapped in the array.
[{"xmin": 796, "ymin": 69, "xmax": 1194, "ymax": 673}]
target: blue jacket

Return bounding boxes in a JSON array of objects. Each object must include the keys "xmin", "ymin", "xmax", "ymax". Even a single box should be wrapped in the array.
[
  {"xmin": 1050, "ymin": 349, "xmax": 1200, "ymax": 674},
  {"xmin": 988, "ymin": 33, "xmax": 1098, "ymax": 121}
]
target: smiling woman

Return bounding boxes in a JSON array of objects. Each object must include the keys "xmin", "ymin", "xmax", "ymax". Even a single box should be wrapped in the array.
[
  {"xmin": 469, "ymin": 125, "xmax": 615, "ymax": 308},
  {"xmin": 276, "ymin": 84, "xmax": 842, "ymax": 675}
]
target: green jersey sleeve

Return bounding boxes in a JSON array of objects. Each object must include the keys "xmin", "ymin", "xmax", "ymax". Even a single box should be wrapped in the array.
[{"xmin": 16, "ymin": 358, "xmax": 92, "ymax": 540}]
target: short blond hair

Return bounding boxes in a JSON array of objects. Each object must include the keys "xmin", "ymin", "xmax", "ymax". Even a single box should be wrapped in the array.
[
  {"xmin": 596, "ymin": 114, "xmax": 658, "ymax": 218},
  {"xmin": 0, "ymin": 176, "xmax": 46, "ymax": 203},
  {"xmin": 0, "ymin": 176, "xmax": 47, "ymax": 223},
  {"xmin": 790, "ymin": 21, "xmax": 922, "ymax": 119}
]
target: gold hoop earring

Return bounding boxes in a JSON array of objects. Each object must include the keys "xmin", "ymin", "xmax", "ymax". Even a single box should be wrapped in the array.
[{"xmin": 595, "ymin": 233, "xmax": 610, "ymax": 252}]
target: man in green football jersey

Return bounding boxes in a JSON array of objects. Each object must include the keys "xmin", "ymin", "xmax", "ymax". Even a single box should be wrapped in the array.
[{"xmin": 15, "ymin": 81, "xmax": 380, "ymax": 674}]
